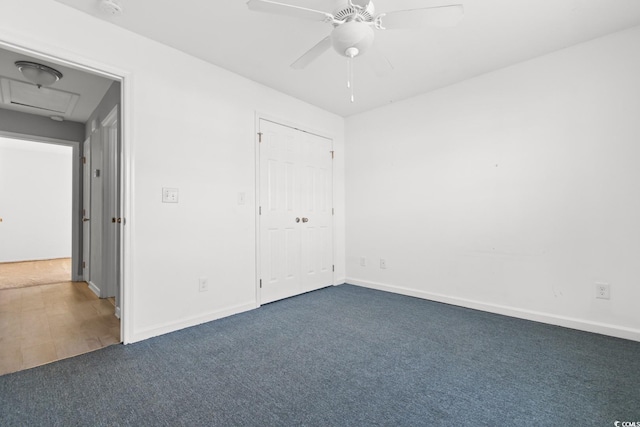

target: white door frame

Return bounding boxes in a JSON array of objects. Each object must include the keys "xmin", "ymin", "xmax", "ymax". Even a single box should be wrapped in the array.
[
  {"xmin": 0, "ymin": 38, "xmax": 133, "ymax": 343},
  {"xmin": 82, "ymin": 136, "xmax": 91, "ymax": 283},
  {"xmin": 101, "ymin": 105, "xmax": 119, "ymax": 302},
  {"xmin": 254, "ymin": 112, "xmax": 336, "ymax": 305}
]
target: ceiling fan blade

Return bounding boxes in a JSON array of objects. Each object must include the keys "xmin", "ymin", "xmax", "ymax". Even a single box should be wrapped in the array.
[
  {"xmin": 247, "ymin": 0, "xmax": 332, "ymax": 22},
  {"xmin": 291, "ymin": 36, "xmax": 332, "ymax": 69},
  {"xmin": 365, "ymin": 47, "xmax": 394, "ymax": 78},
  {"xmin": 291, "ymin": 36, "xmax": 331, "ymax": 70},
  {"xmin": 378, "ymin": 4, "xmax": 464, "ymax": 30}
]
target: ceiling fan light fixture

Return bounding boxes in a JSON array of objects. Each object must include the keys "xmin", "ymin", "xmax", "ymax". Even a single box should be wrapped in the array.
[
  {"xmin": 14, "ymin": 61, "xmax": 63, "ymax": 88},
  {"xmin": 331, "ymin": 20, "xmax": 374, "ymax": 58},
  {"xmin": 345, "ymin": 47, "xmax": 359, "ymax": 58}
]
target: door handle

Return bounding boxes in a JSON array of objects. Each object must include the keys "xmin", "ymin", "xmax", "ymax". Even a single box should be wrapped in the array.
[
  {"xmin": 295, "ymin": 217, "xmax": 301, "ymax": 223},
  {"xmin": 83, "ymin": 217, "xmax": 90, "ymax": 222},
  {"xmin": 302, "ymin": 217, "xmax": 309, "ymax": 223}
]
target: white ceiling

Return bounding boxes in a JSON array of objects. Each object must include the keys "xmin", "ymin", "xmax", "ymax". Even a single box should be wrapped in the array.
[
  {"xmin": 0, "ymin": 46, "xmax": 114, "ymax": 123},
  {"xmin": 54, "ymin": 0, "xmax": 640, "ymax": 117}
]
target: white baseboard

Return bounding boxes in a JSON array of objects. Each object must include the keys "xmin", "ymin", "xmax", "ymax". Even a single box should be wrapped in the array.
[
  {"xmin": 87, "ymin": 281, "xmax": 100, "ymax": 297},
  {"xmin": 347, "ymin": 278, "xmax": 640, "ymax": 342},
  {"xmin": 130, "ymin": 302, "xmax": 257, "ymax": 344}
]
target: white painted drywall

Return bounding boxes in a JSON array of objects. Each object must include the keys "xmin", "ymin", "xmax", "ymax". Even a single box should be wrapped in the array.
[
  {"xmin": 0, "ymin": 137, "xmax": 72, "ymax": 262},
  {"xmin": 0, "ymin": 0, "xmax": 345, "ymax": 343},
  {"xmin": 345, "ymin": 26, "xmax": 640, "ymax": 341}
]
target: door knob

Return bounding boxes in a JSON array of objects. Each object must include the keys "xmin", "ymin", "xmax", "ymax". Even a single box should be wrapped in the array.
[
  {"xmin": 83, "ymin": 217, "xmax": 90, "ymax": 222},
  {"xmin": 295, "ymin": 217, "xmax": 301, "ymax": 223},
  {"xmin": 302, "ymin": 217, "xmax": 309, "ymax": 223}
]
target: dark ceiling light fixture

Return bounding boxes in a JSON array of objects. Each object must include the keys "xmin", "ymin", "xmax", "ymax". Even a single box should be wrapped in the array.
[{"xmin": 14, "ymin": 61, "xmax": 64, "ymax": 89}]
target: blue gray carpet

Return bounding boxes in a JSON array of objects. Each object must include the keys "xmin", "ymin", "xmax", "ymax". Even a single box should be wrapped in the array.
[{"xmin": 1, "ymin": 284, "xmax": 638, "ymax": 426}]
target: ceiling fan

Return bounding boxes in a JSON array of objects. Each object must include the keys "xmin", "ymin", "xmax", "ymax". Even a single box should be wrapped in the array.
[{"xmin": 247, "ymin": 0, "xmax": 464, "ymax": 101}]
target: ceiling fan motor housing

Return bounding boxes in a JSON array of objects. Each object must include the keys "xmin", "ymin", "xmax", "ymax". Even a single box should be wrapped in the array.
[
  {"xmin": 333, "ymin": 1, "xmax": 375, "ymax": 21},
  {"xmin": 331, "ymin": 21, "xmax": 375, "ymax": 57}
]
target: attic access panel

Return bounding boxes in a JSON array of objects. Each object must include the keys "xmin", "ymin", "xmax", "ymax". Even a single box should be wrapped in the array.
[{"xmin": 0, "ymin": 77, "xmax": 79, "ymax": 116}]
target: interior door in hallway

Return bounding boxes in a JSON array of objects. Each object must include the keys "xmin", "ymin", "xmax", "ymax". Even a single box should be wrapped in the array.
[
  {"xmin": 82, "ymin": 137, "xmax": 91, "ymax": 282},
  {"xmin": 259, "ymin": 119, "xmax": 333, "ymax": 304},
  {"xmin": 89, "ymin": 127, "xmax": 102, "ymax": 294},
  {"xmin": 102, "ymin": 106, "xmax": 119, "ymax": 302}
]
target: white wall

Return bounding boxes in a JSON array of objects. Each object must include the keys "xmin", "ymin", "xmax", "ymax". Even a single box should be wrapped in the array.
[
  {"xmin": 0, "ymin": 0, "xmax": 344, "ymax": 343},
  {"xmin": 0, "ymin": 137, "xmax": 72, "ymax": 262},
  {"xmin": 346, "ymin": 26, "xmax": 640, "ymax": 341}
]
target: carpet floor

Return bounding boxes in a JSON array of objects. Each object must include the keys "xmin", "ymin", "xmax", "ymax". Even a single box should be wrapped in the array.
[
  {"xmin": 0, "ymin": 284, "xmax": 638, "ymax": 426},
  {"xmin": 0, "ymin": 258, "xmax": 71, "ymax": 290}
]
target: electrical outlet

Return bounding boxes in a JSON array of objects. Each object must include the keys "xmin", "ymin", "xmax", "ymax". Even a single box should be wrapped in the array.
[
  {"xmin": 199, "ymin": 277, "xmax": 209, "ymax": 292},
  {"xmin": 380, "ymin": 259, "xmax": 387, "ymax": 269},
  {"xmin": 360, "ymin": 257, "xmax": 367, "ymax": 267},
  {"xmin": 595, "ymin": 283, "xmax": 610, "ymax": 300},
  {"xmin": 162, "ymin": 187, "xmax": 179, "ymax": 203}
]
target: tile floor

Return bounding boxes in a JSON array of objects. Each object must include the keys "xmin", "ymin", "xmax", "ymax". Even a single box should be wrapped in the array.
[{"xmin": 0, "ymin": 281, "xmax": 120, "ymax": 376}]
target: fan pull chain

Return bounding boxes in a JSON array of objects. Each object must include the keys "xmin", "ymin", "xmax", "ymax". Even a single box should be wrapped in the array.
[
  {"xmin": 347, "ymin": 56, "xmax": 351, "ymax": 89},
  {"xmin": 348, "ymin": 56, "xmax": 355, "ymax": 103},
  {"xmin": 345, "ymin": 48, "xmax": 358, "ymax": 103}
]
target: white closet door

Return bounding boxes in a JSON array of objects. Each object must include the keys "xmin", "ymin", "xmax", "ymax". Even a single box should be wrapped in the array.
[
  {"xmin": 259, "ymin": 119, "xmax": 333, "ymax": 304},
  {"xmin": 299, "ymin": 130, "xmax": 333, "ymax": 293}
]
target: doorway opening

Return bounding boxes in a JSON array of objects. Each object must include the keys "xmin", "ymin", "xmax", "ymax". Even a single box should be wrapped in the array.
[
  {"xmin": 0, "ymin": 137, "xmax": 73, "ymax": 287},
  {"xmin": 0, "ymin": 40, "xmax": 127, "ymax": 374}
]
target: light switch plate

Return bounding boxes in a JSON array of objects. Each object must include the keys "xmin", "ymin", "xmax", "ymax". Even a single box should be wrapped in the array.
[{"xmin": 162, "ymin": 187, "xmax": 179, "ymax": 203}]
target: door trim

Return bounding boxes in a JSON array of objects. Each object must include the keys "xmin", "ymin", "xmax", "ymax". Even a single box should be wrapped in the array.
[
  {"xmin": 0, "ymin": 38, "xmax": 133, "ymax": 344},
  {"xmin": 254, "ymin": 112, "xmax": 336, "ymax": 306},
  {"xmin": 101, "ymin": 105, "xmax": 120, "ymax": 309},
  {"xmin": 82, "ymin": 136, "xmax": 91, "ymax": 283}
]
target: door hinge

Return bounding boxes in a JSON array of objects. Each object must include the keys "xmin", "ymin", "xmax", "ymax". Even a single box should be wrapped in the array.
[
  {"xmin": 258, "ymin": 132, "xmax": 263, "ymax": 143},
  {"xmin": 330, "ymin": 150, "xmax": 334, "ymax": 159},
  {"xmin": 332, "ymin": 265, "xmax": 335, "ymax": 272},
  {"xmin": 82, "ymin": 156, "xmax": 86, "ymax": 164},
  {"xmin": 259, "ymin": 206, "xmax": 262, "ymax": 215},
  {"xmin": 82, "ymin": 261, "xmax": 86, "ymax": 268},
  {"xmin": 259, "ymin": 279, "xmax": 262, "ymax": 288},
  {"xmin": 332, "ymin": 208, "xmax": 334, "ymax": 216}
]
